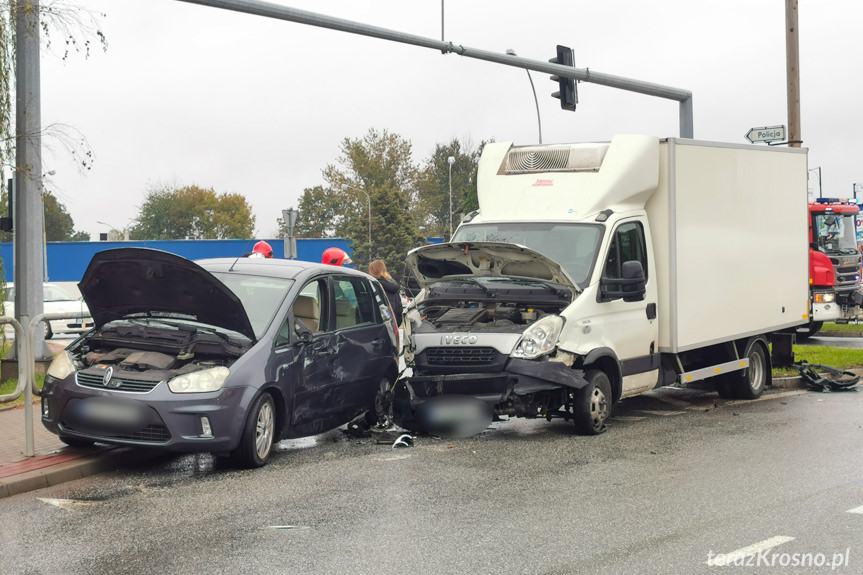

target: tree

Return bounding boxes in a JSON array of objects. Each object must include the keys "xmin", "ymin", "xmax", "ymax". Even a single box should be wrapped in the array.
[
  {"xmin": 0, "ymin": 188, "xmax": 89, "ymax": 241},
  {"xmin": 415, "ymin": 138, "xmax": 486, "ymax": 240},
  {"xmin": 300, "ymin": 128, "xmax": 425, "ymax": 272},
  {"xmin": 130, "ymin": 184, "xmax": 255, "ymax": 240}
]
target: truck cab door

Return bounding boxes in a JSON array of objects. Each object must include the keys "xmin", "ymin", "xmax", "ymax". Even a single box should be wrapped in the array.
[{"xmin": 598, "ymin": 219, "xmax": 659, "ymax": 397}]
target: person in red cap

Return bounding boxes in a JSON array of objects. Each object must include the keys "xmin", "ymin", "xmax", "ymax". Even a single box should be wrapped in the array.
[
  {"xmin": 243, "ymin": 240, "xmax": 274, "ymax": 258},
  {"xmin": 321, "ymin": 247, "xmax": 352, "ymax": 266}
]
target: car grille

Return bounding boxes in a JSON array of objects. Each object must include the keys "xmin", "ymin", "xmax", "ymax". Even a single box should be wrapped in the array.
[
  {"xmin": 425, "ymin": 347, "xmax": 498, "ymax": 366},
  {"xmin": 61, "ymin": 423, "xmax": 171, "ymax": 443},
  {"xmin": 76, "ymin": 371, "xmax": 161, "ymax": 393}
]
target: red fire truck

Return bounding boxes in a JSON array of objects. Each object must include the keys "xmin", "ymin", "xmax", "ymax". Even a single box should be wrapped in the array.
[{"xmin": 806, "ymin": 199, "xmax": 863, "ymax": 337}]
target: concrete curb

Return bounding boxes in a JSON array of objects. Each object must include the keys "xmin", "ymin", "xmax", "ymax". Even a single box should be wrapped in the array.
[{"xmin": 0, "ymin": 447, "xmax": 168, "ymax": 499}]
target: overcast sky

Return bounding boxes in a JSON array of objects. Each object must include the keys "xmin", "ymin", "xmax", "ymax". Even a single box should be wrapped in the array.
[{"xmin": 37, "ymin": 0, "xmax": 863, "ymax": 239}]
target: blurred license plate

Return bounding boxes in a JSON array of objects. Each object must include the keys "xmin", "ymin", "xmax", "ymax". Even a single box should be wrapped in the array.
[{"xmin": 76, "ymin": 399, "xmax": 144, "ymax": 425}]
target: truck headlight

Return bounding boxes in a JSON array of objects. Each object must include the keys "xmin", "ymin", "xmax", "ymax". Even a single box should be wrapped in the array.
[
  {"xmin": 46, "ymin": 351, "xmax": 76, "ymax": 380},
  {"xmin": 814, "ymin": 292, "xmax": 836, "ymax": 303},
  {"xmin": 168, "ymin": 366, "xmax": 230, "ymax": 393},
  {"xmin": 512, "ymin": 315, "xmax": 564, "ymax": 359}
]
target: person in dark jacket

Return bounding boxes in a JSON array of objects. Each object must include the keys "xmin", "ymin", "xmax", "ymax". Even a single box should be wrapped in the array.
[{"xmin": 369, "ymin": 259, "xmax": 403, "ymax": 326}]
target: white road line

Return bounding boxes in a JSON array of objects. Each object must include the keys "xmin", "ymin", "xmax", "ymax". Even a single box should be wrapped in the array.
[
  {"xmin": 649, "ymin": 394, "xmax": 691, "ymax": 408},
  {"xmin": 706, "ymin": 536, "xmax": 795, "ymax": 566},
  {"xmin": 724, "ymin": 390, "xmax": 808, "ymax": 406},
  {"xmin": 847, "ymin": 505, "xmax": 863, "ymax": 514}
]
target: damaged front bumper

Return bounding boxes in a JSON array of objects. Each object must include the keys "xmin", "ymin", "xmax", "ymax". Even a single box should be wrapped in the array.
[{"xmin": 396, "ymin": 356, "xmax": 588, "ymax": 416}]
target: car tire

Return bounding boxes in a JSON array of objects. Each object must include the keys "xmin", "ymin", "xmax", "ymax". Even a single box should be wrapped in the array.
[
  {"xmin": 724, "ymin": 339, "xmax": 770, "ymax": 400},
  {"xmin": 230, "ymin": 392, "xmax": 276, "ymax": 468},
  {"xmin": 59, "ymin": 435, "xmax": 95, "ymax": 448},
  {"xmin": 43, "ymin": 322, "xmax": 53, "ymax": 340},
  {"xmin": 572, "ymin": 369, "xmax": 612, "ymax": 435}
]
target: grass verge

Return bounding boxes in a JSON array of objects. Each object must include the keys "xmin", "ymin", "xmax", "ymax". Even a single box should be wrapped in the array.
[{"xmin": 773, "ymin": 344, "xmax": 863, "ymax": 377}]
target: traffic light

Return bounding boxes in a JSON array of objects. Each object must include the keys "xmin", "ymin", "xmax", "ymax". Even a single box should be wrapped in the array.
[{"xmin": 549, "ymin": 44, "xmax": 577, "ymax": 111}]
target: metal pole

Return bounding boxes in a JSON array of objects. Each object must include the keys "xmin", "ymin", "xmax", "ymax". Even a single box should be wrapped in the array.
[
  {"xmin": 507, "ymin": 49, "xmax": 542, "ymax": 144},
  {"xmin": 785, "ymin": 0, "xmax": 801, "ymax": 147},
  {"xmin": 176, "ymin": 0, "xmax": 694, "ymax": 138},
  {"xmin": 367, "ymin": 191, "xmax": 371, "ymax": 264},
  {"xmin": 447, "ymin": 156, "xmax": 454, "ymax": 239},
  {"xmin": 15, "ymin": 0, "xmax": 51, "ymax": 370}
]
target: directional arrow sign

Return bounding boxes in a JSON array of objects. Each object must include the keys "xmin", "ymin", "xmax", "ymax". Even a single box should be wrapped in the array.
[{"xmin": 745, "ymin": 125, "xmax": 786, "ymax": 144}]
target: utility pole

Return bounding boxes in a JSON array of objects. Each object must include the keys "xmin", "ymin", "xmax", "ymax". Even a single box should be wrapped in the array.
[
  {"xmin": 785, "ymin": 0, "xmax": 801, "ymax": 148},
  {"xmin": 14, "ymin": 0, "xmax": 50, "ymax": 362}
]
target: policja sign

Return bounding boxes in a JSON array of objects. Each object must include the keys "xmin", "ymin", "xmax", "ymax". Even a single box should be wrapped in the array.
[{"xmin": 745, "ymin": 125, "xmax": 786, "ymax": 144}]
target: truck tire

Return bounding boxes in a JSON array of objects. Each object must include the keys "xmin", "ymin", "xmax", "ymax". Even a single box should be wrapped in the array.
[
  {"xmin": 796, "ymin": 321, "xmax": 823, "ymax": 340},
  {"xmin": 572, "ymin": 370, "xmax": 612, "ymax": 435},
  {"xmin": 720, "ymin": 339, "xmax": 770, "ymax": 400}
]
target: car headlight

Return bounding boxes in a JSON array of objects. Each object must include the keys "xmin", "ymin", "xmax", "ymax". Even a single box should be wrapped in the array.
[
  {"xmin": 512, "ymin": 315, "xmax": 564, "ymax": 359},
  {"xmin": 814, "ymin": 292, "xmax": 836, "ymax": 303},
  {"xmin": 46, "ymin": 351, "xmax": 76, "ymax": 380},
  {"xmin": 168, "ymin": 366, "xmax": 230, "ymax": 393}
]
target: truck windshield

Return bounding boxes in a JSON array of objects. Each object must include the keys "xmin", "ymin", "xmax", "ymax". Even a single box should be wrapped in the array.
[
  {"xmin": 813, "ymin": 212, "xmax": 858, "ymax": 255},
  {"xmin": 452, "ymin": 222, "xmax": 603, "ymax": 285}
]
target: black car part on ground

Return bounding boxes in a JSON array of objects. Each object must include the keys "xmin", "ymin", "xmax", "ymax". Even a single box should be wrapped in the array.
[{"xmin": 793, "ymin": 361, "xmax": 860, "ymax": 392}]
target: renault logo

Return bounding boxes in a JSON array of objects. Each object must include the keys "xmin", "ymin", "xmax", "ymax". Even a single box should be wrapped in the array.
[{"xmin": 103, "ymin": 367, "xmax": 114, "ymax": 387}]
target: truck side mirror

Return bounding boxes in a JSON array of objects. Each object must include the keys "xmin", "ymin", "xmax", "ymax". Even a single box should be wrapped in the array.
[{"xmin": 599, "ymin": 260, "xmax": 647, "ymax": 302}]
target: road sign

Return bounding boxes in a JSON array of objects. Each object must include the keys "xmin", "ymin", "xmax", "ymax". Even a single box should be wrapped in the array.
[
  {"xmin": 282, "ymin": 208, "xmax": 298, "ymax": 231},
  {"xmin": 745, "ymin": 125, "xmax": 786, "ymax": 144}
]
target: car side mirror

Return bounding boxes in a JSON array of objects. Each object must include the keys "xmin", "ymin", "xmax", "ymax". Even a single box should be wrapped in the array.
[
  {"xmin": 294, "ymin": 320, "xmax": 313, "ymax": 342},
  {"xmin": 599, "ymin": 260, "xmax": 647, "ymax": 303}
]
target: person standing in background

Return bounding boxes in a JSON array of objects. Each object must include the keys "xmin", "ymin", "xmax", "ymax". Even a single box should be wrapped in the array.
[{"xmin": 368, "ymin": 259, "xmax": 403, "ymax": 326}]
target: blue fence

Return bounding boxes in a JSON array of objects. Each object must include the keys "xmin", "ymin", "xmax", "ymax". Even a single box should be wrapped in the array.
[{"xmin": 0, "ymin": 238, "xmax": 352, "ymax": 283}]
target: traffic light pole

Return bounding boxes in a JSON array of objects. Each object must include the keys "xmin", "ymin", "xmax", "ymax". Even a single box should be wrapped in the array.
[{"xmin": 176, "ymin": 0, "xmax": 694, "ymax": 138}]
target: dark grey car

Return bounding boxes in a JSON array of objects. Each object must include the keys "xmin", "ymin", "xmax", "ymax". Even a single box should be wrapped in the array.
[{"xmin": 41, "ymin": 248, "xmax": 399, "ymax": 467}]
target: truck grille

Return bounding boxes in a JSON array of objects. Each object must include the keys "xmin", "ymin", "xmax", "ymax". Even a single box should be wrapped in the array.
[
  {"xmin": 425, "ymin": 347, "xmax": 498, "ymax": 366},
  {"xmin": 77, "ymin": 371, "xmax": 161, "ymax": 393}
]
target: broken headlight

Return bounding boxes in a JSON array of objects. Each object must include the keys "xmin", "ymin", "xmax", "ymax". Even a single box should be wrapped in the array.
[
  {"xmin": 168, "ymin": 366, "xmax": 230, "ymax": 393},
  {"xmin": 512, "ymin": 315, "xmax": 564, "ymax": 359}
]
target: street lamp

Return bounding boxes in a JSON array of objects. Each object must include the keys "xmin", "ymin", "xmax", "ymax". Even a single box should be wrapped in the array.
[
  {"xmin": 447, "ymin": 156, "xmax": 455, "ymax": 239},
  {"xmin": 341, "ymin": 184, "xmax": 372, "ymax": 263},
  {"xmin": 808, "ymin": 167, "xmax": 822, "ymax": 199},
  {"xmin": 506, "ymin": 49, "xmax": 542, "ymax": 144}
]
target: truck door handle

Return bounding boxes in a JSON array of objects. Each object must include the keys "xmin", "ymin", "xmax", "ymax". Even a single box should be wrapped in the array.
[{"xmin": 646, "ymin": 303, "xmax": 657, "ymax": 320}]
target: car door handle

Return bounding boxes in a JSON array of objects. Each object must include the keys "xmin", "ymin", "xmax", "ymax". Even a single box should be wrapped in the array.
[
  {"xmin": 312, "ymin": 340, "xmax": 329, "ymax": 352},
  {"xmin": 646, "ymin": 303, "xmax": 657, "ymax": 320},
  {"xmin": 371, "ymin": 338, "xmax": 385, "ymax": 348}
]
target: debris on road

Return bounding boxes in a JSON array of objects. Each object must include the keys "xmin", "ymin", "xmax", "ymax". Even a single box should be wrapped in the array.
[{"xmin": 793, "ymin": 361, "xmax": 860, "ymax": 392}]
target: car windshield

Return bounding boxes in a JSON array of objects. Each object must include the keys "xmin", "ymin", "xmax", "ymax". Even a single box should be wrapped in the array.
[
  {"xmin": 452, "ymin": 222, "xmax": 604, "ymax": 285},
  {"xmin": 43, "ymin": 285, "xmax": 75, "ymax": 302},
  {"xmin": 813, "ymin": 212, "xmax": 858, "ymax": 255},
  {"xmin": 211, "ymin": 272, "xmax": 294, "ymax": 339}
]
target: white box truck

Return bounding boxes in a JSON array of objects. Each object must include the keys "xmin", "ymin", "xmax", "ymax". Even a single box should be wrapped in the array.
[{"xmin": 395, "ymin": 135, "xmax": 808, "ymax": 436}]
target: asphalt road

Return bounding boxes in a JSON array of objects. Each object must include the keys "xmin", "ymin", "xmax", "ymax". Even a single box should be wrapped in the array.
[{"xmin": 1, "ymin": 385, "xmax": 861, "ymax": 575}]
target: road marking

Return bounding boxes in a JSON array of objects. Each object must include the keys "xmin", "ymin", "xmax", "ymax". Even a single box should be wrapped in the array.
[
  {"xmin": 847, "ymin": 505, "xmax": 863, "ymax": 514},
  {"xmin": 649, "ymin": 394, "xmax": 691, "ymax": 408},
  {"xmin": 630, "ymin": 410, "xmax": 686, "ymax": 417},
  {"xmin": 612, "ymin": 416, "xmax": 647, "ymax": 422},
  {"xmin": 706, "ymin": 536, "xmax": 795, "ymax": 566},
  {"xmin": 724, "ymin": 390, "xmax": 808, "ymax": 406},
  {"xmin": 37, "ymin": 497, "xmax": 96, "ymax": 510}
]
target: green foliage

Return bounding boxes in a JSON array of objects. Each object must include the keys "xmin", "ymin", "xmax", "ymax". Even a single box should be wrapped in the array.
[
  {"xmin": 130, "ymin": 184, "xmax": 255, "ymax": 240},
  {"xmin": 0, "ymin": 188, "xmax": 89, "ymax": 241},
  {"xmin": 285, "ymin": 185, "xmax": 350, "ymax": 238},
  {"xmin": 773, "ymin": 344, "xmax": 863, "ymax": 376},
  {"xmin": 415, "ymin": 138, "xmax": 485, "ymax": 240}
]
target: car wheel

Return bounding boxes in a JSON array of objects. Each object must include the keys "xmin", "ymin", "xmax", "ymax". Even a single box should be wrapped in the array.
[
  {"xmin": 572, "ymin": 369, "xmax": 612, "ymax": 435},
  {"xmin": 725, "ymin": 339, "xmax": 770, "ymax": 399},
  {"xmin": 230, "ymin": 392, "xmax": 276, "ymax": 468},
  {"xmin": 59, "ymin": 436, "xmax": 94, "ymax": 448},
  {"xmin": 43, "ymin": 322, "xmax": 53, "ymax": 340},
  {"xmin": 391, "ymin": 380, "xmax": 422, "ymax": 433}
]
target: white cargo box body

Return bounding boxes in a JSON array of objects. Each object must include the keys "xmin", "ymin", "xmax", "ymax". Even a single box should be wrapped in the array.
[{"xmin": 647, "ymin": 139, "xmax": 809, "ymax": 352}]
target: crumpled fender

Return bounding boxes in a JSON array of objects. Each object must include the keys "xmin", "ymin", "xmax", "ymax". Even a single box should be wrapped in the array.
[{"xmin": 506, "ymin": 358, "xmax": 587, "ymax": 392}]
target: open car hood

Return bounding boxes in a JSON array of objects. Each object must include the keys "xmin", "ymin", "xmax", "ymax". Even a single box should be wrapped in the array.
[
  {"xmin": 79, "ymin": 248, "xmax": 256, "ymax": 341},
  {"xmin": 404, "ymin": 241, "xmax": 577, "ymax": 291}
]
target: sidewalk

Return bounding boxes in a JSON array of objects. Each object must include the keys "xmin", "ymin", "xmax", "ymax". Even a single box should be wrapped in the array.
[{"xmin": 0, "ymin": 401, "xmax": 154, "ymax": 499}]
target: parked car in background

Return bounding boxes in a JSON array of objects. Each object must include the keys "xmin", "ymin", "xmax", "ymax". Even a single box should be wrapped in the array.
[
  {"xmin": 41, "ymin": 248, "xmax": 400, "ymax": 468},
  {"xmin": 2, "ymin": 282, "xmax": 94, "ymax": 339}
]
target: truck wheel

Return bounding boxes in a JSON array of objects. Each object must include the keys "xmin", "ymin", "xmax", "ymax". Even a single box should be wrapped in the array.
[
  {"xmin": 796, "ymin": 321, "xmax": 823, "ymax": 340},
  {"xmin": 572, "ymin": 370, "xmax": 612, "ymax": 435},
  {"xmin": 724, "ymin": 339, "xmax": 770, "ymax": 400}
]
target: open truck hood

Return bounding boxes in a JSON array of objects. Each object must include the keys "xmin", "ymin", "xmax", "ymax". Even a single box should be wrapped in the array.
[
  {"xmin": 405, "ymin": 241, "xmax": 577, "ymax": 291},
  {"xmin": 79, "ymin": 247, "xmax": 256, "ymax": 341}
]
